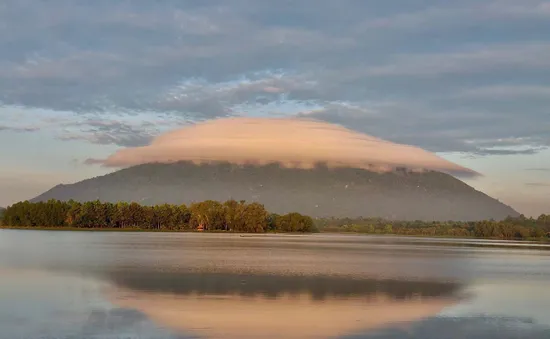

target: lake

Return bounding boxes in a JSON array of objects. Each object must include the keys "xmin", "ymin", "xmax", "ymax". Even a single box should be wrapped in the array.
[{"xmin": 1, "ymin": 230, "xmax": 550, "ymax": 339}]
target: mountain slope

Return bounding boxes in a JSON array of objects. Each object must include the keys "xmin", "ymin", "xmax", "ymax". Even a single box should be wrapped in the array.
[{"xmin": 32, "ymin": 162, "xmax": 518, "ymax": 221}]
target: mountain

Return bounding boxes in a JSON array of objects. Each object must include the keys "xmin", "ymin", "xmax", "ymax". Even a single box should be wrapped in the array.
[{"xmin": 31, "ymin": 161, "xmax": 518, "ymax": 221}]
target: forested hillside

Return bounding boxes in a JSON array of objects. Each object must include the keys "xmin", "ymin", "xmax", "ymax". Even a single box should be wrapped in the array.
[{"xmin": 31, "ymin": 161, "xmax": 518, "ymax": 221}]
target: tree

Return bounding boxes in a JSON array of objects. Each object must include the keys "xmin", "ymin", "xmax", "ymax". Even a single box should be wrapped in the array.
[
  {"xmin": 267, "ymin": 213, "xmax": 280, "ymax": 232},
  {"xmin": 189, "ymin": 200, "xmax": 224, "ymax": 231},
  {"xmin": 223, "ymin": 199, "xmax": 245, "ymax": 231},
  {"xmin": 275, "ymin": 212, "xmax": 314, "ymax": 232},
  {"xmin": 241, "ymin": 202, "xmax": 268, "ymax": 233},
  {"xmin": 175, "ymin": 204, "xmax": 191, "ymax": 229},
  {"xmin": 3, "ymin": 198, "xmax": 545, "ymax": 238}
]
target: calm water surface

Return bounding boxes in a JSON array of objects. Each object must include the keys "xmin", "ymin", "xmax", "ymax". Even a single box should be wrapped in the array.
[{"xmin": 1, "ymin": 230, "xmax": 550, "ymax": 338}]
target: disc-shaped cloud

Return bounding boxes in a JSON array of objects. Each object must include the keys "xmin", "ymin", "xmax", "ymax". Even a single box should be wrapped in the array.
[{"xmin": 96, "ymin": 117, "xmax": 477, "ymax": 176}]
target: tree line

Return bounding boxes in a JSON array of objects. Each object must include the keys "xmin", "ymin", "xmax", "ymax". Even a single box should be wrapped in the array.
[
  {"xmin": 2, "ymin": 199, "xmax": 549, "ymax": 240},
  {"xmin": 316, "ymin": 214, "xmax": 550, "ymax": 240},
  {"xmin": 1, "ymin": 199, "xmax": 315, "ymax": 233}
]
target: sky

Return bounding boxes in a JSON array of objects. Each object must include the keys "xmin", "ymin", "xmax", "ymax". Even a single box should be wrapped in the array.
[{"xmin": 0, "ymin": 0, "xmax": 549, "ymax": 216}]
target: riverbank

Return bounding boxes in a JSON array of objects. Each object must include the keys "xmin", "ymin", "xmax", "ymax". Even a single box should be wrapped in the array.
[
  {"xmin": 319, "ymin": 229, "xmax": 550, "ymax": 243},
  {"xmin": 0, "ymin": 226, "xmax": 313, "ymax": 234},
  {"xmin": 0, "ymin": 226, "xmax": 181, "ymax": 232},
  {"xmin": 1, "ymin": 226, "xmax": 548, "ymax": 246}
]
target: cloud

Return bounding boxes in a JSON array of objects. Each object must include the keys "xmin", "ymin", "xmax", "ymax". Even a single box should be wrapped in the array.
[
  {"xmin": 362, "ymin": 42, "xmax": 550, "ymax": 77},
  {"xmin": 360, "ymin": 1, "xmax": 550, "ymax": 31},
  {"xmin": 89, "ymin": 117, "xmax": 478, "ymax": 178},
  {"xmin": 0, "ymin": 125, "xmax": 40, "ymax": 133},
  {"xmin": 156, "ymin": 73, "xmax": 315, "ymax": 118},
  {"xmin": 456, "ymin": 85, "xmax": 550, "ymax": 99},
  {"xmin": 83, "ymin": 158, "xmax": 105, "ymax": 166},
  {"xmin": 525, "ymin": 182, "xmax": 550, "ymax": 187},
  {"xmin": 0, "ymin": 0, "xmax": 549, "ymax": 155},
  {"xmin": 526, "ymin": 168, "xmax": 550, "ymax": 172},
  {"xmin": 296, "ymin": 103, "xmax": 549, "ymax": 155},
  {"xmin": 472, "ymin": 148, "xmax": 546, "ymax": 156},
  {"xmin": 57, "ymin": 119, "xmax": 156, "ymax": 147},
  {"xmin": 55, "ymin": 115, "xmax": 192, "ymax": 147}
]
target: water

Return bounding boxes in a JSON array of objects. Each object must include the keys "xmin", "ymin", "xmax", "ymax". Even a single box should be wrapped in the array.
[{"xmin": 1, "ymin": 231, "xmax": 550, "ymax": 338}]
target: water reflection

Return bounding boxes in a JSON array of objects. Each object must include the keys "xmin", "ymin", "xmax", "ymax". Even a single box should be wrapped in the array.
[
  {"xmin": 344, "ymin": 316, "xmax": 550, "ymax": 339},
  {"xmin": 2, "ymin": 230, "xmax": 550, "ymax": 338},
  {"xmin": 0, "ymin": 269, "xmax": 188, "ymax": 339},
  {"xmin": 113, "ymin": 292, "xmax": 454, "ymax": 339},
  {"xmin": 110, "ymin": 280, "xmax": 454, "ymax": 338},
  {"xmin": 107, "ymin": 271, "xmax": 461, "ymax": 300},
  {"xmin": 105, "ymin": 271, "xmax": 462, "ymax": 338}
]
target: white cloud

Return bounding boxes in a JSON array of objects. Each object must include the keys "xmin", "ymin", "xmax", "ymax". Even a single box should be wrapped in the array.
[{"xmin": 93, "ymin": 117, "xmax": 478, "ymax": 178}]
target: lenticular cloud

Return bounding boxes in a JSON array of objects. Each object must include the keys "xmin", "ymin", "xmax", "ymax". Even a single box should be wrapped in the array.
[{"xmin": 94, "ymin": 117, "xmax": 478, "ymax": 177}]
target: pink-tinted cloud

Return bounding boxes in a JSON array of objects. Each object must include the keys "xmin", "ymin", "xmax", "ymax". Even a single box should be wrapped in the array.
[{"xmin": 91, "ymin": 117, "xmax": 478, "ymax": 177}]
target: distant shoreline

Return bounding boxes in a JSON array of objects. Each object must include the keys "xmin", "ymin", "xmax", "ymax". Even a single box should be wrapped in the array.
[
  {"xmin": 0, "ymin": 226, "xmax": 309, "ymax": 234},
  {"xmin": 2, "ymin": 199, "xmax": 549, "ymax": 241},
  {"xmin": 1, "ymin": 226, "xmax": 548, "ymax": 244},
  {"xmin": 0, "ymin": 226, "xmax": 180, "ymax": 232}
]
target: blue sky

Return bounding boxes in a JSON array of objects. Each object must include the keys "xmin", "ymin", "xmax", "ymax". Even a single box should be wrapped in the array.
[{"xmin": 0, "ymin": 0, "xmax": 549, "ymax": 216}]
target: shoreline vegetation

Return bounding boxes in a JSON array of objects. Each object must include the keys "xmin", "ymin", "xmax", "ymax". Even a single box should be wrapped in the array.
[
  {"xmin": 1, "ymin": 200, "xmax": 549, "ymax": 241},
  {"xmin": 317, "ymin": 215, "xmax": 550, "ymax": 241},
  {"xmin": 0, "ymin": 199, "xmax": 314, "ymax": 233}
]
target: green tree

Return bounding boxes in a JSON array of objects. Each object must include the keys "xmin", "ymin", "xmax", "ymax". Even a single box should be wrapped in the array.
[
  {"xmin": 241, "ymin": 202, "xmax": 268, "ymax": 233},
  {"xmin": 189, "ymin": 200, "xmax": 225, "ymax": 231}
]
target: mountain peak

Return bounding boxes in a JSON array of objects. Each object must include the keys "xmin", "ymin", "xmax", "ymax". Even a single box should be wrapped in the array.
[{"xmin": 31, "ymin": 161, "xmax": 518, "ymax": 221}]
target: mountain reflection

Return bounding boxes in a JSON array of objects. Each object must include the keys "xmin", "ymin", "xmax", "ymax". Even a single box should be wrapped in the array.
[
  {"xmin": 107, "ymin": 270, "xmax": 461, "ymax": 301},
  {"xmin": 107, "ymin": 271, "xmax": 462, "ymax": 339}
]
